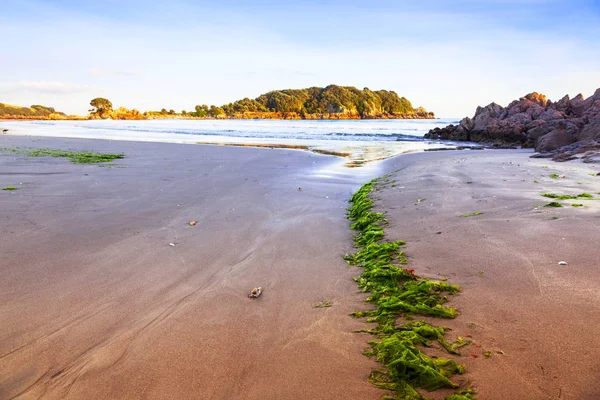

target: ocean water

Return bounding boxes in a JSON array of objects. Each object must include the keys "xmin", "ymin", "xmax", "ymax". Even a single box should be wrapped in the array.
[{"xmin": 0, "ymin": 118, "xmax": 462, "ymax": 165}]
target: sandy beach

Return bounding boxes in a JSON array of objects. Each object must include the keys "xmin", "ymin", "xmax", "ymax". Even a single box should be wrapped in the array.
[
  {"xmin": 2, "ymin": 135, "xmax": 600, "ymax": 399},
  {"xmin": 0, "ymin": 136, "xmax": 382, "ymax": 399},
  {"xmin": 375, "ymin": 151, "xmax": 600, "ymax": 399}
]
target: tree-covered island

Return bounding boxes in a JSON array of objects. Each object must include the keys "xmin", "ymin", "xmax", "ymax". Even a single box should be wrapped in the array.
[{"xmin": 1, "ymin": 85, "xmax": 434, "ymax": 120}]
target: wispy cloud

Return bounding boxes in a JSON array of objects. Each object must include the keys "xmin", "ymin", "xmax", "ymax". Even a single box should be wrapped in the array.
[
  {"xmin": 0, "ymin": 0, "xmax": 598, "ymax": 115},
  {"xmin": 0, "ymin": 81, "xmax": 92, "ymax": 94},
  {"xmin": 90, "ymin": 68, "xmax": 142, "ymax": 77}
]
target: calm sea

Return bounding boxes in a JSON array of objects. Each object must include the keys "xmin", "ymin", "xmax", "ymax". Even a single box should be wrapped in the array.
[{"xmin": 1, "ymin": 118, "xmax": 462, "ymax": 165}]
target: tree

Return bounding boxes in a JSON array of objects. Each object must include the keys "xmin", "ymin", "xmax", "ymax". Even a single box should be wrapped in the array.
[
  {"xmin": 89, "ymin": 98, "xmax": 113, "ymax": 114},
  {"xmin": 194, "ymin": 105, "xmax": 207, "ymax": 117},
  {"xmin": 208, "ymin": 105, "xmax": 225, "ymax": 117}
]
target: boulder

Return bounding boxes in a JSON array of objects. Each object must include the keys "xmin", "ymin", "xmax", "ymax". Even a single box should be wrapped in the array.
[
  {"xmin": 577, "ymin": 117, "xmax": 600, "ymax": 141},
  {"xmin": 535, "ymin": 129, "xmax": 577, "ymax": 153}
]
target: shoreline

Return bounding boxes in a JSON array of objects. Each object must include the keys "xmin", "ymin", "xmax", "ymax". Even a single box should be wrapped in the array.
[
  {"xmin": 3, "ymin": 135, "xmax": 596, "ymax": 398},
  {"xmin": 0, "ymin": 122, "xmax": 481, "ymax": 169}
]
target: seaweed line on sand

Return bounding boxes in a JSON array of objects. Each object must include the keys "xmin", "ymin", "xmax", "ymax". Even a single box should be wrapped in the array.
[
  {"xmin": 346, "ymin": 178, "xmax": 474, "ymax": 400},
  {"xmin": 0, "ymin": 146, "xmax": 124, "ymax": 164}
]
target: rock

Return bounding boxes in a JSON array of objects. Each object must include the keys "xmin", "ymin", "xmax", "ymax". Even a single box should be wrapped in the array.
[
  {"xmin": 248, "ymin": 287, "xmax": 262, "ymax": 298},
  {"xmin": 424, "ymin": 86, "xmax": 600, "ymax": 161},
  {"xmin": 582, "ymin": 151, "xmax": 600, "ymax": 164},
  {"xmin": 535, "ymin": 129, "xmax": 577, "ymax": 153},
  {"xmin": 577, "ymin": 117, "xmax": 600, "ymax": 141}
]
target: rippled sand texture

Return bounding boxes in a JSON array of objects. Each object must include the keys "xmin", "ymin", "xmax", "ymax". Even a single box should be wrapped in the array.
[{"xmin": 0, "ymin": 137, "xmax": 382, "ymax": 400}]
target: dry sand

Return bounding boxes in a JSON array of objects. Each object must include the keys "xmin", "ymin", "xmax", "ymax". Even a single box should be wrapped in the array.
[
  {"xmin": 375, "ymin": 150, "xmax": 600, "ymax": 400},
  {"xmin": 2, "ymin": 135, "xmax": 599, "ymax": 400},
  {"xmin": 0, "ymin": 136, "xmax": 382, "ymax": 399}
]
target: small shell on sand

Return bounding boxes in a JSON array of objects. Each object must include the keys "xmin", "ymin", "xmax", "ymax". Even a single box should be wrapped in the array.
[
  {"xmin": 189, "ymin": 221, "xmax": 197, "ymax": 226},
  {"xmin": 248, "ymin": 287, "xmax": 262, "ymax": 298},
  {"xmin": 558, "ymin": 261, "xmax": 568, "ymax": 265}
]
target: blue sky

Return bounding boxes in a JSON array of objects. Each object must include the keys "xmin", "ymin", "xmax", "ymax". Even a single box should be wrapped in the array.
[{"xmin": 1, "ymin": 0, "xmax": 599, "ymax": 116}]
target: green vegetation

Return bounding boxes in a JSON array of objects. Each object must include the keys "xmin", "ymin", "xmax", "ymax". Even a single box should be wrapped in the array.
[
  {"xmin": 544, "ymin": 202, "xmax": 563, "ymax": 208},
  {"xmin": 346, "ymin": 179, "xmax": 469, "ymax": 400},
  {"xmin": 541, "ymin": 193, "xmax": 595, "ymax": 200},
  {"xmin": 26, "ymin": 148, "xmax": 124, "ymax": 164},
  {"xmin": 0, "ymin": 102, "xmax": 66, "ymax": 118},
  {"xmin": 572, "ymin": 204, "xmax": 584, "ymax": 207},
  {"xmin": 212, "ymin": 85, "xmax": 432, "ymax": 119},
  {"xmin": 2, "ymin": 186, "xmax": 17, "ymax": 191},
  {"xmin": 1, "ymin": 147, "xmax": 124, "ymax": 164},
  {"xmin": 89, "ymin": 97, "xmax": 113, "ymax": 114},
  {"xmin": 458, "ymin": 212, "xmax": 483, "ymax": 217},
  {"xmin": 549, "ymin": 173, "xmax": 560, "ymax": 179}
]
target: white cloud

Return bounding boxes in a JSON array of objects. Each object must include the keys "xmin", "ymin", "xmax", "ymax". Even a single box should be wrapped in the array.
[
  {"xmin": 90, "ymin": 68, "xmax": 142, "ymax": 77},
  {"xmin": 0, "ymin": 81, "xmax": 92, "ymax": 94}
]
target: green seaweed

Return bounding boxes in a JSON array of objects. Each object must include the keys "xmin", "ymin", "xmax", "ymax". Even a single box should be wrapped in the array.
[
  {"xmin": 544, "ymin": 202, "xmax": 563, "ymax": 208},
  {"xmin": 445, "ymin": 390, "xmax": 476, "ymax": 400},
  {"xmin": 572, "ymin": 203, "xmax": 584, "ymax": 207},
  {"xmin": 347, "ymin": 179, "xmax": 469, "ymax": 399},
  {"xmin": 1, "ymin": 146, "xmax": 124, "ymax": 164},
  {"xmin": 549, "ymin": 173, "xmax": 560, "ymax": 178},
  {"xmin": 26, "ymin": 148, "xmax": 124, "ymax": 164},
  {"xmin": 458, "ymin": 212, "xmax": 483, "ymax": 218},
  {"xmin": 2, "ymin": 186, "xmax": 17, "ymax": 191},
  {"xmin": 541, "ymin": 193, "xmax": 595, "ymax": 200}
]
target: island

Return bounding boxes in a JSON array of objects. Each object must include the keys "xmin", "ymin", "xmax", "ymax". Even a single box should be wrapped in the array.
[{"xmin": 1, "ymin": 85, "xmax": 435, "ymax": 121}]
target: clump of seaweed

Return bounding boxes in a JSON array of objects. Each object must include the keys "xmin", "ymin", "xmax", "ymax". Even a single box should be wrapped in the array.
[
  {"xmin": 458, "ymin": 212, "xmax": 483, "ymax": 218},
  {"xmin": 2, "ymin": 186, "xmax": 17, "ymax": 191},
  {"xmin": 544, "ymin": 202, "xmax": 563, "ymax": 208},
  {"xmin": 347, "ymin": 178, "xmax": 470, "ymax": 399},
  {"xmin": 1, "ymin": 146, "xmax": 124, "ymax": 164},
  {"xmin": 26, "ymin": 148, "xmax": 124, "ymax": 164},
  {"xmin": 541, "ymin": 193, "xmax": 595, "ymax": 200}
]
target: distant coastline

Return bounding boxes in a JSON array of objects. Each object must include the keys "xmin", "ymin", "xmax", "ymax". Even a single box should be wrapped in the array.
[{"xmin": 0, "ymin": 84, "xmax": 435, "ymax": 121}]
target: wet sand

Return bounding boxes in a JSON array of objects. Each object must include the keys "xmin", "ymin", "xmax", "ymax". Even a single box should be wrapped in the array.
[
  {"xmin": 0, "ymin": 136, "xmax": 382, "ymax": 399},
  {"xmin": 3, "ymin": 135, "xmax": 600, "ymax": 400},
  {"xmin": 376, "ymin": 151, "xmax": 600, "ymax": 399}
]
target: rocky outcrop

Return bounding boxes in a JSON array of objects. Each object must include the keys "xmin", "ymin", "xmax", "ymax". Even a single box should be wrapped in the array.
[{"xmin": 425, "ymin": 88, "xmax": 600, "ymax": 161}]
